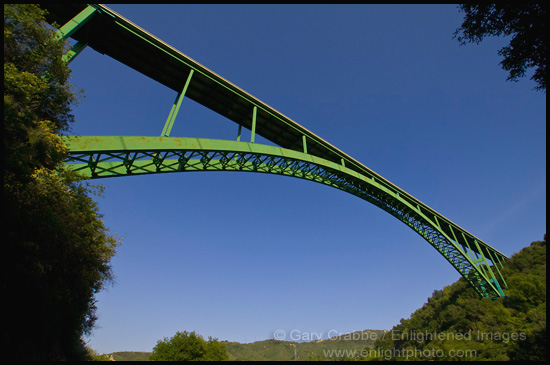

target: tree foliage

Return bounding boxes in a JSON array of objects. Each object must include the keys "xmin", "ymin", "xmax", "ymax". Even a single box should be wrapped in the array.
[
  {"xmin": 362, "ymin": 238, "xmax": 546, "ymax": 361},
  {"xmin": 4, "ymin": 4, "xmax": 120, "ymax": 360},
  {"xmin": 454, "ymin": 4, "xmax": 547, "ymax": 91},
  {"xmin": 150, "ymin": 331, "xmax": 230, "ymax": 361}
]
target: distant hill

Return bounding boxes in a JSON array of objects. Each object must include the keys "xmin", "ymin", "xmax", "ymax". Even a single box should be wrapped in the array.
[
  {"xmin": 108, "ymin": 329, "xmax": 386, "ymax": 361},
  {"xmin": 226, "ymin": 329, "xmax": 386, "ymax": 361},
  {"xmin": 110, "ymin": 351, "xmax": 151, "ymax": 361}
]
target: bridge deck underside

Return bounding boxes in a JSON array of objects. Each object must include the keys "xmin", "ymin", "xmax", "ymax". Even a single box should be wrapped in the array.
[{"xmin": 42, "ymin": 3, "xmax": 347, "ymax": 169}]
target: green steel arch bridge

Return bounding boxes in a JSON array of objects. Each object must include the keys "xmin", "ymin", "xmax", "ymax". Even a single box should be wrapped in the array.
[{"xmin": 43, "ymin": 4, "xmax": 508, "ymax": 299}]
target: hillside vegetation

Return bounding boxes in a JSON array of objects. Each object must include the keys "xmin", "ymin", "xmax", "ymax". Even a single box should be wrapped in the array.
[
  {"xmin": 109, "ymin": 330, "xmax": 385, "ymax": 361},
  {"xmin": 364, "ymin": 238, "xmax": 546, "ymax": 361},
  {"xmin": 226, "ymin": 330, "xmax": 385, "ymax": 361},
  {"xmin": 110, "ymin": 351, "xmax": 151, "ymax": 361}
]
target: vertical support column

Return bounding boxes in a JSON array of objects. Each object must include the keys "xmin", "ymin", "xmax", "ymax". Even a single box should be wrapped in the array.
[
  {"xmin": 163, "ymin": 95, "xmax": 180, "ymax": 136},
  {"xmin": 302, "ymin": 135, "xmax": 308, "ymax": 154},
  {"xmin": 448, "ymin": 225, "xmax": 467, "ymax": 272},
  {"xmin": 448, "ymin": 225, "xmax": 467, "ymax": 257},
  {"xmin": 492, "ymin": 251, "xmax": 505, "ymax": 269},
  {"xmin": 485, "ymin": 249, "xmax": 508, "ymax": 288},
  {"xmin": 62, "ymin": 41, "xmax": 88, "ymax": 64},
  {"xmin": 473, "ymin": 239, "xmax": 506, "ymax": 297},
  {"xmin": 460, "ymin": 232, "xmax": 475, "ymax": 262},
  {"xmin": 237, "ymin": 124, "xmax": 242, "ymax": 142},
  {"xmin": 250, "ymin": 106, "xmax": 257, "ymax": 143},
  {"xmin": 161, "ymin": 69, "xmax": 194, "ymax": 137}
]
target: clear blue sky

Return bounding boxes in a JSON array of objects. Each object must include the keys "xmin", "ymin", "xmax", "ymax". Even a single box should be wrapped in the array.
[{"xmin": 64, "ymin": 4, "xmax": 546, "ymax": 354}]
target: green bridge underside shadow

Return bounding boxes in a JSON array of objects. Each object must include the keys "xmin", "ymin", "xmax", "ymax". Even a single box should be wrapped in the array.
[{"xmin": 63, "ymin": 135, "xmax": 508, "ymax": 299}]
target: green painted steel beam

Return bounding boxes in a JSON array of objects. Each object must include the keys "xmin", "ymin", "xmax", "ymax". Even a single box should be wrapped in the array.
[
  {"xmin": 62, "ymin": 135, "xmax": 508, "ymax": 299},
  {"xmin": 62, "ymin": 41, "xmax": 88, "ymax": 64},
  {"xmin": 250, "ymin": 106, "xmax": 257, "ymax": 143},
  {"xmin": 54, "ymin": 5, "xmax": 97, "ymax": 41},
  {"xmin": 161, "ymin": 69, "xmax": 194, "ymax": 137},
  {"xmin": 237, "ymin": 124, "xmax": 242, "ymax": 142}
]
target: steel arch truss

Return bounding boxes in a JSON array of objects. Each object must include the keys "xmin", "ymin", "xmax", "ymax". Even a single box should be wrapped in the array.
[
  {"xmin": 45, "ymin": 4, "xmax": 510, "ymax": 300},
  {"xmin": 63, "ymin": 135, "xmax": 508, "ymax": 299}
]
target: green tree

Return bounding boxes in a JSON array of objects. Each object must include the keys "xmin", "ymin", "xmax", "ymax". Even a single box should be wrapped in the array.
[
  {"xmin": 365, "ymin": 239, "xmax": 546, "ymax": 361},
  {"xmin": 86, "ymin": 347, "xmax": 113, "ymax": 361},
  {"xmin": 150, "ymin": 331, "xmax": 230, "ymax": 361},
  {"xmin": 454, "ymin": 4, "xmax": 547, "ymax": 91},
  {"xmin": 4, "ymin": 4, "xmax": 120, "ymax": 360}
]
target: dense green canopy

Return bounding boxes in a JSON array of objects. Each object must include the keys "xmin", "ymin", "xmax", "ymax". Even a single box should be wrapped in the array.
[
  {"xmin": 4, "ymin": 4, "xmax": 120, "ymax": 360},
  {"xmin": 364, "ymin": 239, "xmax": 546, "ymax": 361},
  {"xmin": 150, "ymin": 330, "xmax": 230, "ymax": 361}
]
